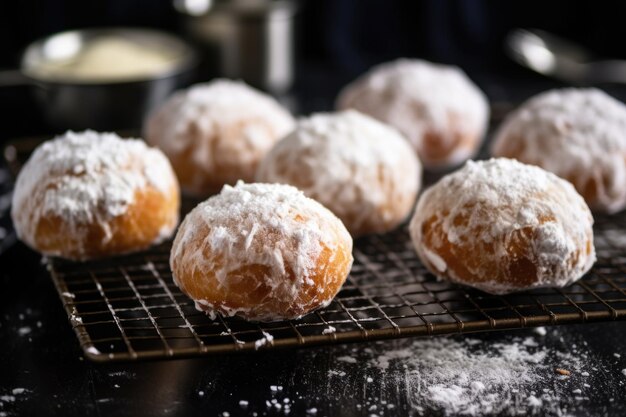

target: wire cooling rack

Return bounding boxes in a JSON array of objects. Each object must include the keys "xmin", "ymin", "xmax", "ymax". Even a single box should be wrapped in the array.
[
  {"xmin": 4, "ymin": 135, "xmax": 626, "ymax": 362},
  {"xmin": 43, "ymin": 217, "xmax": 626, "ymax": 362}
]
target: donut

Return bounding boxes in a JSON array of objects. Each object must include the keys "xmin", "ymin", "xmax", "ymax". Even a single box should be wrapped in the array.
[
  {"xmin": 256, "ymin": 110, "xmax": 421, "ymax": 236},
  {"xmin": 336, "ymin": 59, "xmax": 489, "ymax": 169},
  {"xmin": 170, "ymin": 181, "xmax": 353, "ymax": 321},
  {"xmin": 491, "ymin": 88, "xmax": 626, "ymax": 213},
  {"xmin": 11, "ymin": 130, "xmax": 180, "ymax": 261},
  {"xmin": 144, "ymin": 79, "xmax": 295, "ymax": 195},
  {"xmin": 409, "ymin": 158, "xmax": 595, "ymax": 294}
]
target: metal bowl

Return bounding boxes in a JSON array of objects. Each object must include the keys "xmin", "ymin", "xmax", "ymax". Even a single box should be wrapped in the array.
[{"xmin": 3, "ymin": 28, "xmax": 197, "ymax": 131}]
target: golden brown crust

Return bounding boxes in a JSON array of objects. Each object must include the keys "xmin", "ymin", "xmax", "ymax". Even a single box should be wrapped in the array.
[
  {"xmin": 169, "ymin": 182, "xmax": 353, "ymax": 321},
  {"xmin": 409, "ymin": 159, "xmax": 596, "ymax": 294},
  {"xmin": 420, "ymin": 207, "xmax": 593, "ymax": 292},
  {"xmin": 143, "ymin": 81, "xmax": 296, "ymax": 197},
  {"xmin": 164, "ymin": 118, "xmax": 275, "ymax": 195},
  {"xmin": 336, "ymin": 59, "xmax": 489, "ymax": 170},
  {"xmin": 255, "ymin": 111, "xmax": 421, "ymax": 237},
  {"xmin": 173, "ymin": 220, "xmax": 353, "ymax": 320},
  {"xmin": 11, "ymin": 131, "xmax": 181, "ymax": 261},
  {"xmin": 31, "ymin": 184, "xmax": 180, "ymax": 260},
  {"xmin": 490, "ymin": 89, "xmax": 626, "ymax": 214},
  {"xmin": 260, "ymin": 160, "xmax": 418, "ymax": 237},
  {"xmin": 419, "ymin": 125, "xmax": 480, "ymax": 168},
  {"xmin": 494, "ymin": 135, "xmax": 626, "ymax": 212}
]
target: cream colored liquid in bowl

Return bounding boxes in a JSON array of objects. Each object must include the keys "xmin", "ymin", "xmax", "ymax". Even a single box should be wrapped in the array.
[{"xmin": 28, "ymin": 35, "xmax": 181, "ymax": 82}]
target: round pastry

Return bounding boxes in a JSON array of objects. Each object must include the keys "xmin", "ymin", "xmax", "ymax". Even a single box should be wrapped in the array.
[
  {"xmin": 409, "ymin": 158, "xmax": 595, "ymax": 294},
  {"xmin": 256, "ymin": 110, "xmax": 421, "ymax": 236},
  {"xmin": 491, "ymin": 88, "xmax": 626, "ymax": 213},
  {"xmin": 170, "ymin": 181, "xmax": 353, "ymax": 321},
  {"xmin": 11, "ymin": 130, "xmax": 180, "ymax": 261},
  {"xmin": 144, "ymin": 79, "xmax": 296, "ymax": 195},
  {"xmin": 336, "ymin": 59, "xmax": 489, "ymax": 169}
]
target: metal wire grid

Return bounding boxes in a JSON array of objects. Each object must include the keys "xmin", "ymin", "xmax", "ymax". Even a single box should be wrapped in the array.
[
  {"xmin": 43, "ymin": 212, "xmax": 626, "ymax": 362},
  {"xmin": 5, "ymin": 133, "xmax": 626, "ymax": 362}
]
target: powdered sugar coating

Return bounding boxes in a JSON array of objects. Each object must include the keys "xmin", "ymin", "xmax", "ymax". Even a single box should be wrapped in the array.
[
  {"xmin": 492, "ymin": 88, "xmax": 626, "ymax": 213},
  {"xmin": 256, "ymin": 110, "xmax": 421, "ymax": 236},
  {"xmin": 11, "ymin": 130, "xmax": 179, "ymax": 259},
  {"xmin": 337, "ymin": 59, "xmax": 489, "ymax": 168},
  {"xmin": 410, "ymin": 158, "xmax": 595, "ymax": 294},
  {"xmin": 144, "ymin": 79, "xmax": 295, "ymax": 194},
  {"xmin": 170, "ymin": 182, "xmax": 353, "ymax": 321}
]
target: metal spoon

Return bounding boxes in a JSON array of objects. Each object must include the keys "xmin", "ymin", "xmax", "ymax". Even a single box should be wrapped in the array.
[{"xmin": 506, "ymin": 28, "xmax": 626, "ymax": 85}]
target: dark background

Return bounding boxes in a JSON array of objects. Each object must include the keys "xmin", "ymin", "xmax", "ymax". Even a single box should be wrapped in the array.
[
  {"xmin": 2, "ymin": 0, "xmax": 626, "ymax": 141},
  {"xmin": 3, "ymin": 2, "xmax": 626, "ymax": 416},
  {"xmin": 3, "ymin": 1, "xmax": 626, "ymax": 73}
]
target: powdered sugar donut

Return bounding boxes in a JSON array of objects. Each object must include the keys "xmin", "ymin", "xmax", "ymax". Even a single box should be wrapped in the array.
[
  {"xmin": 170, "ymin": 182, "xmax": 353, "ymax": 321},
  {"xmin": 492, "ymin": 88, "xmax": 626, "ymax": 213},
  {"xmin": 337, "ymin": 59, "xmax": 489, "ymax": 169},
  {"xmin": 12, "ymin": 130, "xmax": 180, "ymax": 260},
  {"xmin": 144, "ymin": 79, "xmax": 295, "ymax": 195},
  {"xmin": 409, "ymin": 158, "xmax": 595, "ymax": 294},
  {"xmin": 256, "ymin": 110, "xmax": 421, "ymax": 236}
]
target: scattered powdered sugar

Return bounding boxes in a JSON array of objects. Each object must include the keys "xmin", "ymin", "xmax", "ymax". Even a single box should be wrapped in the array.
[
  {"xmin": 86, "ymin": 346, "xmax": 101, "ymax": 356},
  {"xmin": 370, "ymin": 337, "xmax": 547, "ymax": 415},
  {"xmin": 492, "ymin": 88, "xmax": 626, "ymax": 213},
  {"xmin": 144, "ymin": 79, "xmax": 295, "ymax": 193},
  {"xmin": 328, "ymin": 370, "xmax": 346, "ymax": 377},
  {"xmin": 523, "ymin": 337, "xmax": 539, "ymax": 347},
  {"xmin": 202, "ymin": 325, "xmax": 621, "ymax": 417},
  {"xmin": 170, "ymin": 181, "xmax": 353, "ymax": 321},
  {"xmin": 329, "ymin": 333, "xmax": 590, "ymax": 416},
  {"xmin": 322, "ymin": 326, "xmax": 336, "ymax": 335},
  {"xmin": 17, "ymin": 326, "xmax": 32, "ymax": 336},
  {"xmin": 254, "ymin": 331, "xmax": 275, "ymax": 350},
  {"xmin": 256, "ymin": 110, "xmax": 421, "ymax": 236},
  {"xmin": 11, "ymin": 130, "xmax": 178, "ymax": 259},
  {"xmin": 107, "ymin": 371, "xmax": 135, "ymax": 379},
  {"xmin": 0, "ymin": 387, "xmax": 29, "ymax": 415},
  {"xmin": 527, "ymin": 395, "xmax": 542, "ymax": 407},
  {"xmin": 410, "ymin": 158, "xmax": 596, "ymax": 294},
  {"xmin": 69, "ymin": 307, "xmax": 83, "ymax": 326},
  {"xmin": 337, "ymin": 58, "xmax": 489, "ymax": 168}
]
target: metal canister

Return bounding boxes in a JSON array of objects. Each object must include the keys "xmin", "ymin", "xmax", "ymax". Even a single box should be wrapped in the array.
[{"xmin": 177, "ymin": 0, "xmax": 297, "ymax": 94}]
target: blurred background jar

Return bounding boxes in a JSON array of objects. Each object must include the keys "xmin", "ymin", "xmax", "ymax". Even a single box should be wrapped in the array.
[{"xmin": 175, "ymin": 0, "xmax": 297, "ymax": 95}]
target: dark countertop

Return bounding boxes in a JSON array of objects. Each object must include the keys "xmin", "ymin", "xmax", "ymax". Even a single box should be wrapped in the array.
[
  {"xmin": 2, "ymin": 72, "xmax": 626, "ymax": 417},
  {"xmin": 2, "ymin": 243, "xmax": 626, "ymax": 417}
]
